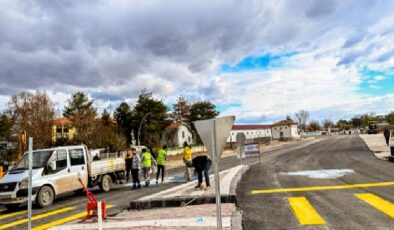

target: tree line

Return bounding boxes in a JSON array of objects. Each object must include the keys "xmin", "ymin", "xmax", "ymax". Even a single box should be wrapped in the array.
[
  {"xmin": 0, "ymin": 90, "xmax": 219, "ymax": 158},
  {"xmin": 289, "ymin": 110, "xmax": 394, "ymax": 132}
]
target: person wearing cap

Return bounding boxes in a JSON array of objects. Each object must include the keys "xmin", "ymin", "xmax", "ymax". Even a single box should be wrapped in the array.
[{"xmin": 156, "ymin": 145, "xmax": 167, "ymax": 184}]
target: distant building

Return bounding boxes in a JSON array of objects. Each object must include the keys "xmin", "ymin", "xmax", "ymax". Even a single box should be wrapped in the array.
[
  {"xmin": 52, "ymin": 117, "xmax": 76, "ymax": 144},
  {"xmin": 162, "ymin": 121, "xmax": 194, "ymax": 147},
  {"xmin": 227, "ymin": 125, "xmax": 272, "ymax": 143},
  {"xmin": 271, "ymin": 120, "xmax": 299, "ymax": 140}
]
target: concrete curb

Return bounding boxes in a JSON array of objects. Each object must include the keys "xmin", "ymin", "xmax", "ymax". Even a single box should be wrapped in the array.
[
  {"xmin": 130, "ymin": 195, "xmax": 236, "ymax": 210},
  {"xmin": 231, "ymin": 210, "xmax": 243, "ymax": 230},
  {"xmin": 130, "ymin": 165, "xmax": 250, "ymax": 210},
  {"xmin": 229, "ymin": 165, "xmax": 250, "ymax": 196}
]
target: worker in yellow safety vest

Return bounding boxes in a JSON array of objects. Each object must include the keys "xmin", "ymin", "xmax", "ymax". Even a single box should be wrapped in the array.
[
  {"xmin": 156, "ymin": 145, "xmax": 167, "ymax": 184},
  {"xmin": 141, "ymin": 148, "xmax": 155, "ymax": 187},
  {"xmin": 182, "ymin": 142, "xmax": 193, "ymax": 182}
]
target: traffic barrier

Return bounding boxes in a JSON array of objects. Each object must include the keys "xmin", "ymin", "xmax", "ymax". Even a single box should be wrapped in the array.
[{"xmin": 77, "ymin": 178, "xmax": 107, "ymax": 223}]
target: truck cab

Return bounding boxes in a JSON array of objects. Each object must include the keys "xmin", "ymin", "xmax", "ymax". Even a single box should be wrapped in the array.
[
  {"xmin": 0, "ymin": 145, "xmax": 90, "ymax": 210},
  {"xmin": 0, "ymin": 145, "xmax": 125, "ymax": 210}
]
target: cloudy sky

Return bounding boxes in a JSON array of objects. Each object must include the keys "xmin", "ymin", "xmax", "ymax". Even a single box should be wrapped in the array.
[{"xmin": 1, "ymin": 0, "xmax": 394, "ymax": 124}]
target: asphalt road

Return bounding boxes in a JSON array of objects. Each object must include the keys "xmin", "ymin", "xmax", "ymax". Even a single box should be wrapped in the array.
[
  {"xmin": 0, "ymin": 139, "xmax": 317, "ymax": 230},
  {"xmin": 237, "ymin": 135, "xmax": 394, "ymax": 230}
]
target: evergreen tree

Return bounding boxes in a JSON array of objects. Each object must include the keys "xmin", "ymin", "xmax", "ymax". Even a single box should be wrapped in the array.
[
  {"xmin": 63, "ymin": 92, "xmax": 97, "ymax": 147},
  {"xmin": 131, "ymin": 89, "xmax": 169, "ymax": 146},
  {"xmin": 0, "ymin": 113, "xmax": 13, "ymax": 141},
  {"xmin": 188, "ymin": 101, "xmax": 219, "ymax": 143},
  {"xmin": 114, "ymin": 102, "xmax": 133, "ymax": 144}
]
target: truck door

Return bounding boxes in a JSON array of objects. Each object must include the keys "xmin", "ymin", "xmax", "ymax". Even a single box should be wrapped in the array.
[
  {"xmin": 42, "ymin": 149, "xmax": 70, "ymax": 194},
  {"xmin": 68, "ymin": 148, "xmax": 88, "ymax": 190},
  {"xmin": 45, "ymin": 149, "xmax": 74, "ymax": 194}
]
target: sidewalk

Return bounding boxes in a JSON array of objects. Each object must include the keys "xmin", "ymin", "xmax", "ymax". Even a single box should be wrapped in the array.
[
  {"xmin": 51, "ymin": 165, "xmax": 248, "ymax": 230},
  {"xmin": 359, "ymin": 134, "xmax": 391, "ymax": 160}
]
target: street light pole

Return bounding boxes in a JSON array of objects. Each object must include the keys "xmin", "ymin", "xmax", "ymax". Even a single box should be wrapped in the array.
[{"xmin": 137, "ymin": 113, "xmax": 151, "ymax": 146}]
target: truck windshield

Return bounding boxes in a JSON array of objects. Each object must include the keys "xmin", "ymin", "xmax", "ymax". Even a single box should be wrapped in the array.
[{"xmin": 14, "ymin": 151, "xmax": 53, "ymax": 170}]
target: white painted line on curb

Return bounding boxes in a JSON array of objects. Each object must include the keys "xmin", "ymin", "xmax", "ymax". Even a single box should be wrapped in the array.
[
  {"xmin": 220, "ymin": 165, "xmax": 245, "ymax": 194},
  {"xmin": 50, "ymin": 217, "xmax": 232, "ymax": 229},
  {"xmin": 138, "ymin": 167, "xmax": 234, "ymax": 201}
]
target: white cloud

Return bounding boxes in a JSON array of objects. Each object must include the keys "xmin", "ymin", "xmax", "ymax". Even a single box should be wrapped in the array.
[{"xmin": 0, "ymin": 0, "xmax": 394, "ymax": 122}]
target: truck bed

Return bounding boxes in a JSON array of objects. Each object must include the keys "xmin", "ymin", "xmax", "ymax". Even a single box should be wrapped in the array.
[{"xmin": 89, "ymin": 158, "xmax": 125, "ymax": 177}]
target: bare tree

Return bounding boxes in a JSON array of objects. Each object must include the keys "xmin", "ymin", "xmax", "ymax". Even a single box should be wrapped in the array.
[
  {"xmin": 322, "ymin": 119, "xmax": 334, "ymax": 129},
  {"xmin": 7, "ymin": 91, "xmax": 55, "ymax": 149},
  {"xmin": 295, "ymin": 110, "xmax": 309, "ymax": 131},
  {"xmin": 171, "ymin": 96, "xmax": 190, "ymax": 123}
]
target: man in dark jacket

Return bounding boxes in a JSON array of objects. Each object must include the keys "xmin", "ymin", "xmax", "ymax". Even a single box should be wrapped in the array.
[
  {"xmin": 384, "ymin": 129, "xmax": 391, "ymax": 146},
  {"xmin": 192, "ymin": 155, "xmax": 212, "ymax": 189},
  {"xmin": 125, "ymin": 150, "xmax": 133, "ymax": 182}
]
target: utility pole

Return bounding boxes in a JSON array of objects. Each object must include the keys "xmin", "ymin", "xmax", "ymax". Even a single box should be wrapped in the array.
[{"xmin": 137, "ymin": 113, "xmax": 151, "ymax": 146}]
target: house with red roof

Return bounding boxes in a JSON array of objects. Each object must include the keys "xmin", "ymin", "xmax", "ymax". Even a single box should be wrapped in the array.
[
  {"xmin": 162, "ymin": 121, "xmax": 194, "ymax": 147},
  {"xmin": 51, "ymin": 117, "xmax": 76, "ymax": 143},
  {"xmin": 271, "ymin": 120, "xmax": 299, "ymax": 140}
]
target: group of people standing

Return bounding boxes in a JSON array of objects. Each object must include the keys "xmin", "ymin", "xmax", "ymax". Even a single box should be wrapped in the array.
[
  {"xmin": 125, "ymin": 145, "xmax": 168, "ymax": 189},
  {"xmin": 124, "ymin": 141, "xmax": 212, "ymax": 190}
]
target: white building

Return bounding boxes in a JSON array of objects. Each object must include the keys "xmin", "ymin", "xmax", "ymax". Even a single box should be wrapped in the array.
[
  {"xmin": 162, "ymin": 121, "xmax": 194, "ymax": 147},
  {"xmin": 227, "ymin": 125, "xmax": 272, "ymax": 143},
  {"xmin": 271, "ymin": 120, "xmax": 299, "ymax": 140}
]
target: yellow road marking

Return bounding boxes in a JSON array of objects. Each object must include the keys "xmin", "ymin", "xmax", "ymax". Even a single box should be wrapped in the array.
[
  {"xmin": 252, "ymin": 181, "xmax": 394, "ymax": 194},
  {"xmin": 0, "ymin": 210, "xmax": 28, "ymax": 220},
  {"xmin": 288, "ymin": 197, "xmax": 326, "ymax": 225},
  {"xmin": 355, "ymin": 193, "xmax": 394, "ymax": 218},
  {"xmin": 32, "ymin": 205, "xmax": 114, "ymax": 230},
  {"xmin": 0, "ymin": 207, "xmax": 75, "ymax": 230}
]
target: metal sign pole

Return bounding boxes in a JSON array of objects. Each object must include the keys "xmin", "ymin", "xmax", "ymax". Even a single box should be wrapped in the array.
[
  {"xmin": 28, "ymin": 137, "xmax": 33, "ymax": 230},
  {"xmin": 213, "ymin": 119, "xmax": 222, "ymax": 230},
  {"xmin": 97, "ymin": 201, "xmax": 103, "ymax": 230},
  {"xmin": 194, "ymin": 116, "xmax": 234, "ymax": 230}
]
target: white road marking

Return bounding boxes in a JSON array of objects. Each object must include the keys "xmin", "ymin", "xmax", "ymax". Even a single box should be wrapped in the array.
[
  {"xmin": 281, "ymin": 169, "xmax": 354, "ymax": 179},
  {"xmin": 49, "ymin": 217, "xmax": 232, "ymax": 229}
]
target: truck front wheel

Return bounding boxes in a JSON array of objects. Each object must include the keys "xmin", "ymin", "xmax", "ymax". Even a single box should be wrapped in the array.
[
  {"xmin": 37, "ymin": 186, "xmax": 54, "ymax": 208},
  {"xmin": 99, "ymin": 175, "xmax": 112, "ymax": 192}
]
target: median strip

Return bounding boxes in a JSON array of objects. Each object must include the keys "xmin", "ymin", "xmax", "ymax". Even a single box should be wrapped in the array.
[{"xmin": 252, "ymin": 181, "xmax": 394, "ymax": 194}]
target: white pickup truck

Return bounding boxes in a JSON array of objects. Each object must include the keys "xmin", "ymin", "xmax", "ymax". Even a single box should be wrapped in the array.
[{"xmin": 0, "ymin": 145, "xmax": 125, "ymax": 210}]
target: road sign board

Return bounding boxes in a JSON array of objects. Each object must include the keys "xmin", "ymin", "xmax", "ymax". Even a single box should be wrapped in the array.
[
  {"xmin": 194, "ymin": 116, "xmax": 235, "ymax": 230},
  {"xmin": 245, "ymin": 143, "xmax": 260, "ymax": 158},
  {"xmin": 194, "ymin": 116, "xmax": 235, "ymax": 158}
]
